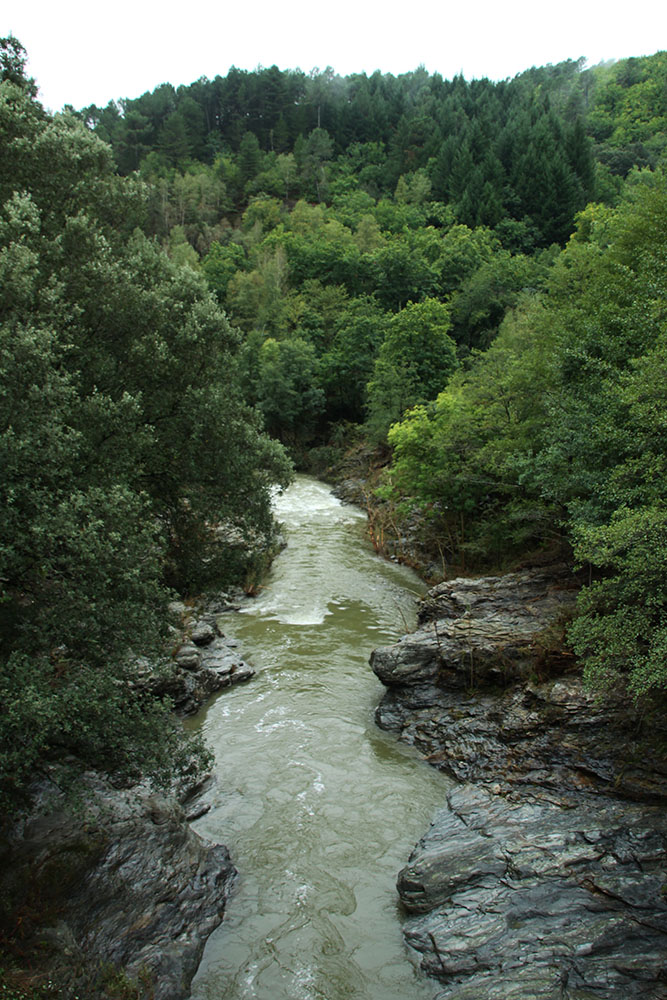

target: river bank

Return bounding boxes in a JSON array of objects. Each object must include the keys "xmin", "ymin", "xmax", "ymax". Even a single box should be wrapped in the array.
[
  {"xmin": 371, "ymin": 569, "xmax": 667, "ymax": 998},
  {"xmin": 1, "ymin": 477, "xmax": 447, "ymax": 1000},
  {"xmin": 0, "ymin": 598, "xmax": 259, "ymax": 1000}
]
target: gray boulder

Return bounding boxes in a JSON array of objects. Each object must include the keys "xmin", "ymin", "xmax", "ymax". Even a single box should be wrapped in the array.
[
  {"xmin": 371, "ymin": 568, "xmax": 578, "ymax": 690},
  {"xmin": 400, "ymin": 784, "xmax": 667, "ymax": 999},
  {"xmin": 1, "ymin": 772, "xmax": 236, "ymax": 1000}
]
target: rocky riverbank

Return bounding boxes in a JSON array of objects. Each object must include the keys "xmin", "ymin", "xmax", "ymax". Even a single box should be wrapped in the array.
[
  {"xmin": 0, "ymin": 771, "xmax": 236, "ymax": 1000},
  {"xmin": 137, "ymin": 594, "xmax": 255, "ymax": 717},
  {"xmin": 0, "ymin": 596, "xmax": 255, "ymax": 999},
  {"xmin": 371, "ymin": 568, "xmax": 667, "ymax": 999}
]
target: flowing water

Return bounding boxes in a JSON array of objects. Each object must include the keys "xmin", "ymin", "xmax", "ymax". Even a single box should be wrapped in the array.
[{"xmin": 188, "ymin": 476, "xmax": 447, "ymax": 1000}]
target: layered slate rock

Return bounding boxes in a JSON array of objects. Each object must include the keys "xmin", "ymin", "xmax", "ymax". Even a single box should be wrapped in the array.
[
  {"xmin": 1, "ymin": 772, "xmax": 236, "ymax": 1000},
  {"xmin": 370, "ymin": 569, "xmax": 667, "ymax": 999},
  {"xmin": 399, "ymin": 785, "xmax": 667, "ymax": 999},
  {"xmin": 140, "ymin": 602, "xmax": 254, "ymax": 716},
  {"xmin": 371, "ymin": 569, "xmax": 667, "ymax": 801},
  {"xmin": 372, "ymin": 568, "xmax": 578, "ymax": 692}
]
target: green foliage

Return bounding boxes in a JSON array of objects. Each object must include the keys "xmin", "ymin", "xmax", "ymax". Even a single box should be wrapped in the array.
[
  {"xmin": 0, "ymin": 70, "xmax": 292, "ymax": 814},
  {"xmin": 366, "ymin": 299, "xmax": 457, "ymax": 441},
  {"xmin": 77, "ymin": 53, "xmax": 667, "ymax": 253},
  {"xmin": 7, "ymin": 38, "xmax": 665, "ymax": 710},
  {"xmin": 320, "ymin": 296, "xmax": 387, "ymax": 422},
  {"xmin": 201, "ymin": 240, "xmax": 246, "ymax": 302},
  {"xmin": 0, "ymin": 36, "xmax": 37, "ymax": 97},
  {"xmin": 569, "ymin": 504, "xmax": 667, "ymax": 696},
  {"xmin": 383, "ymin": 296, "xmax": 557, "ymax": 563},
  {"xmin": 383, "ymin": 169, "xmax": 667, "ymax": 698},
  {"xmin": 588, "ymin": 52, "xmax": 667, "ymax": 162},
  {"xmin": 254, "ymin": 337, "xmax": 326, "ymax": 444}
]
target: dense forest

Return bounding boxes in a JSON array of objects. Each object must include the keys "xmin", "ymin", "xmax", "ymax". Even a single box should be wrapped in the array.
[
  {"xmin": 1, "ymin": 34, "xmax": 666, "ymax": 820},
  {"xmin": 0, "ymin": 38, "xmax": 292, "ymax": 815},
  {"xmin": 78, "ymin": 48, "xmax": 666, "ymax": 701}
]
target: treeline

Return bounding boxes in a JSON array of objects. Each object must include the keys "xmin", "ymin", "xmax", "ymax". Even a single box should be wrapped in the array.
[
  {"xmin": 68, "ymin": 51, "xmax": 667, "ymax": 471},
  {"xmin": 71, "ymin": 47, "xmax": 665, "ymax": 705},
  {"xmin": 80, "ymin": 52, "xmax": 666, "ymax": 246},
  {"xmin": 0, "ymin": 38, "xmax": 292, "ymax": 813}
]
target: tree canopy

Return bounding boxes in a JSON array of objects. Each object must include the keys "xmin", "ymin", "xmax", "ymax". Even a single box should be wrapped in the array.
[{"xmin": 0, "ymin": 64, "xmax": 292, "ymax": 812}]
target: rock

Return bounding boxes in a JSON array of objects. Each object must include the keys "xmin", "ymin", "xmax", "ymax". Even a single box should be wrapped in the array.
[
  {"xmin": 144, "ymin": 633, "xmax": 254, "ymax": 716},
  {"xmin": 400, "ymin": 784, "xmax": 667, "ymax": 999},
  {"xmin": 174, "ymin": 641, "xmax": 201, "ymax": 671},
  {"xmin": 167, "ymin": 600, "xmax": 188, "ymax": 617},
  {"xmin": 190, "ymin": 620, "xmax": 218, "ymax": 646},
  {"xmin": 372, "ymin": 568, "xmax": 578, "ymax": 692},
  {"xmin": 370, "ymin": 568, "xmax": 667, "ymax": 999},
  {"xmin": 331, "ymin": 478, "xmax": 368, "ymax": 505},
  {"xmin": 1, "ymin": 772, "xmax": 236, "ymax": 1000},
  {"xmin": 372, "ymin": 569, "xmax": 667, "ymax": 802},
  {"xmin": 371, "ymin": 630, "xmax": 442, "ymax": 687}
]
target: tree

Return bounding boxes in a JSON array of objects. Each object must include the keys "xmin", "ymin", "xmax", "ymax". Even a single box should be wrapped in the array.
[
  {"xmin": 320, "ymin": 295, "xmax": 387, "ymax": 421},
  {"xmin": 0, "ymin": 72, "xmax": 292, "ymax": 812},
  {"xmin": 0, "ymin": 35, "xmax": 37, "ymax": 96},
  {"xmin": 382, "ymin": 294, "xmax": 557, "ymax": 564},
  {"xmin": 255, "ymin": 337, "xmax": 326, "ymax": 443},
  {"xmin": 300, "ymin": 127, "xmax": 333, "ymax": 201},
  {"xmin": 366, "ymin": 298, "xmax": 457, "ymax": 440},
  {"xmin": 532, "ymin": 174, "xmax": 667, "ymax": 697},
  {"xmin": 239, "ymin": 130, "xmax": 262, "ymax": 186},
  {"xmin": 159, "ymin": 111, "xmax": 190, "ymax": 165},
  {"xmin": 202, "ymin": 239, "xmax": 246, "ymax": 302}
]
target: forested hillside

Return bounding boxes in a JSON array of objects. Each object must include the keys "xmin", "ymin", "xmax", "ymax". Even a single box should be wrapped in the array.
[
  {"xmin": 75, "ymin": 49, "xmax": 667, "ymax": 703},
  {"xmin": 1, "ymin": 35, "xmax": 666, "ymax": 820},
  {"xmin": 74, "ymin": 51, "xmax": 667, "ymax": 446}
]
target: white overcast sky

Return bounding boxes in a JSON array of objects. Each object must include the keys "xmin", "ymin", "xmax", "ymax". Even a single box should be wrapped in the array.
[{"xmin": 3, "ymin": 0, "xmax": 666, "ymax": 112}]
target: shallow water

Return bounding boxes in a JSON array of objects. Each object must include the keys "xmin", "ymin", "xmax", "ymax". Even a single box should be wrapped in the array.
[{"xmin": 188, "ymin": 476, "xmax": 446, "ymax": 1000}]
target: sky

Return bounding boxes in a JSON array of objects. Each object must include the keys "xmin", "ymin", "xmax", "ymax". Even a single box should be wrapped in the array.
[{"xmin": 3, "ymin": 0, "xmax": 666, "ymax": 112}]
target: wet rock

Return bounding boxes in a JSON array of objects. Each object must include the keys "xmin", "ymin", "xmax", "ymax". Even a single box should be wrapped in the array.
[
  {"xmin": 372, "ymin": 568, "xmax": 578, "ymax": 691},
  {"xmin": 190, "ymin": 620, "xmax": 218, "ymax": 646},
  {"xmin": 371, "ymin": 569, "xmax": 667, "ymax": 999},
  {"xmin": 331, "ymin": 478, "xmax": 368, "ymax": 506},
  {"xmin": 145, "ymin": 627, "xmax": 254, "ymax": 716},
  {"xmin": 174, "ymin": 641, "xmax": 201, "ymax": 670},
  {"xmin": 400, "ymin": 784, "xmax": 667, "ymax": 999},
  {"xmin": 372, "ymin": 569, "xmax": 667, "ymax": 802},
  {"xmin": 1, "ymin": 772, "xmax": 236, "ymax": 1000}
]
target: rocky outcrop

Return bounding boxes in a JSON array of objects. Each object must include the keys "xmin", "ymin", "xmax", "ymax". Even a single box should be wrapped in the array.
[
  {"xmin": 372, "ymin": 568, "xmax": 667, "ymax": 801},
  {"xmin": 370, "ymin": 568, "xmax": 667, "ymax": 999},
  {"xmin": 372, "ymin": 568, "xmax": 578, "ymax": 692},
  {"xmin": 400, "ymin": 784, "xmax": 667, "ymax": 999},
  {"xmin": 0, "ymin": 772, "xmax": 236, "ymax": 999},
  {"xmin": 139, "ymin": 599, "xmax": 254, "ymax": 716}
]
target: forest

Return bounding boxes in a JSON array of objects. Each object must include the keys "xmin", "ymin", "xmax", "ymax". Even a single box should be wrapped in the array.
[{"xmin": 1, "ymin": 35, "xmax": 666, "ymax": 817}]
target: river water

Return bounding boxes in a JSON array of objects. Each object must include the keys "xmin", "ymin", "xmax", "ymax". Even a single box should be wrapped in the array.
[{"xmin": 189, "ymin": 476, "xmax": 446, "ymax": 1000}]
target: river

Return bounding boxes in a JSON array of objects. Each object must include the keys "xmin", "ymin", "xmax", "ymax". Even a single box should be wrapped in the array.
[{"xmin": 188, "ymin": 476, "xmax": 447, "ymax": 1000}]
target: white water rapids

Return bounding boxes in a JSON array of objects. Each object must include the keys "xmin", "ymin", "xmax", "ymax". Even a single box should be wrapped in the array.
[{"xmin": 188, "ymin": 476, "xmax": 447, "ymax": 1000}]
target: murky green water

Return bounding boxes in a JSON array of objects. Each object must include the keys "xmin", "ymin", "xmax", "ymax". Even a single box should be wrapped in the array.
[{"xmin": 189, "ymin": 476, "xmax": 446, "ymax": 1000}]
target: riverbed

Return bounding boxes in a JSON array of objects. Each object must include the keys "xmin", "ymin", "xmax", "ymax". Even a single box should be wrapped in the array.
[{"xmin": 188, "ymin": 476, "xmax": 447, "ymax": 1000}]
